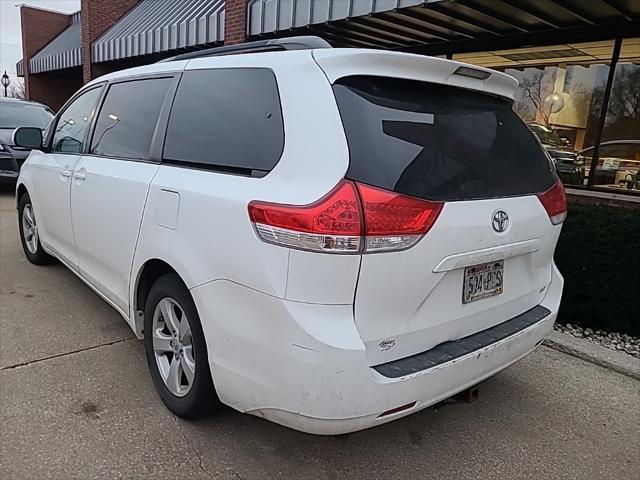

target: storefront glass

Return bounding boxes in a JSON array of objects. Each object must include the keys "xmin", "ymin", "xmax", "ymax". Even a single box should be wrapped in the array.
[
  {"xmin": 453, "ymin": 40, "xmax": 640, "ymax": 193},
  {"xmin": 586, "ymin": 38, "xmax": 640, "ymax": 192}
]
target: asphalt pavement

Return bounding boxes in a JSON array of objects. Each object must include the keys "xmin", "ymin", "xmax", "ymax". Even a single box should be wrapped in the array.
[{"xmin": 1, "ymin": 186, "xmax": 639, "ymax": 480}]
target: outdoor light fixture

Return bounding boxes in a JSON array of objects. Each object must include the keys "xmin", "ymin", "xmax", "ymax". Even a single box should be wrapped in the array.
[
  {"xmin": 544, "ymin": 93, "xmax": 565, "ymax": 114},
  {"xmin": 1, "ymin": 71, "xmax": 10, "ymax": 97}
]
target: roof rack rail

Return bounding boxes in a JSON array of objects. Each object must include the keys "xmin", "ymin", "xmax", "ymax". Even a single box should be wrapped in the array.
[{"xmin": 158, "ymin": 36, "xmax": 331, "ymax": 63}]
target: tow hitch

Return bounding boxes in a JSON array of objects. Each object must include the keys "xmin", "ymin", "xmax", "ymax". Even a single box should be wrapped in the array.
[
  {"xmin": 454, "ymin": 385, "xmax": 480, "ymax": 404},
  {"xmin": 432, "ymin": 384, "xmax": 481, "ymax": 411}
]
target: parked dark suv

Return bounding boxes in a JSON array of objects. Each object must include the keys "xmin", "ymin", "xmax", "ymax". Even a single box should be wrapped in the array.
[
  {"xmin": 528, "ymin": 123, "xmax": 584, "ymax": 185},
  {"xmin": 0, "ymin": 97, "xmax": 54, "ymax": 184}
]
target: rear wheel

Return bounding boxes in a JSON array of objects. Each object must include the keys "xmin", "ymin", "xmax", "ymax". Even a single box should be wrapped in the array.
[
  {"xmin": 143, "ymin": 273, "xmax": 219, "ymax": 418},
  {"xmin": 18, "ymin": 193, "xmax": 53, "ymax": 265}
]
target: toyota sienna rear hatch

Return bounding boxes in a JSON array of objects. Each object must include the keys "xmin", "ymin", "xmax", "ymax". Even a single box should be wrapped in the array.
[{"xmin": 323, "ymin": 56, "xmax": 565, "ymax": 367}]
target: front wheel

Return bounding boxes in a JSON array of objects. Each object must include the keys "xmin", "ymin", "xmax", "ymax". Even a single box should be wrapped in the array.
[
  {"xmin": 143, "ymin": 273, "xmax": 220, "ymax": 418},
  {"xmin": 18, "ymin": 193, "xmax": 54, "ymax": 265}
]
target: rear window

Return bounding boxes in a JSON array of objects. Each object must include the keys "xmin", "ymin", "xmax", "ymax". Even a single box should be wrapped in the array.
[
  {"xmin": 333, "ymin": 76, "xmax": 556, "ymax": 202},
  {"xmin": 163, "ymin": 68, "xmax": 284, "ymax": 174}
]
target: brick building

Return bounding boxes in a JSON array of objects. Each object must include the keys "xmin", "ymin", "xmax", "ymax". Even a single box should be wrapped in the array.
[
  {"xmin": 16, "ymin": 0, "xmax": 640, "ymax": 194},
  {"xmin": 18, "ymin": 0, "xmax": 231, "ymax": 110}
]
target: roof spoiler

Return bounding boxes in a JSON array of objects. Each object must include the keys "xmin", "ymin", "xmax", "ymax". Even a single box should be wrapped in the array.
[{"xmin": 158, "ymin": 36, "xmax": 332, "ymax": 63}]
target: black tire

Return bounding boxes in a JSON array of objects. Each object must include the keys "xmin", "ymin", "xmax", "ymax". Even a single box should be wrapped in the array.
[
  {"xmin": 18, "ymin": 192, "xmax": 54, "ymax": 265},
  {"xmin": 144, "ymin": 273, "xmax": 220, "ymax": 418}
]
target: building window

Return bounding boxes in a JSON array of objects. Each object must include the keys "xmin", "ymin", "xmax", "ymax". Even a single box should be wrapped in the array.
[
  {"xmin": 588, "ymin": 38, "xmax": 640, "ymax": 192},
  {"xmin": 453, "ymin": 41, "xmax": 622, "ymax": 190}
]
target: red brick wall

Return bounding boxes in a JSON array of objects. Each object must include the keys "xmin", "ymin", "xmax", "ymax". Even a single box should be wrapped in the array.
[
  {"xmin": 81, "ymin": 0, "xmax": 140, "ymax": 83},
  {"xmin": 225, "ymin": 0, "xmax": 249, "ymax": 45},
  {"xmin": 21, "ymin": 0, "xmax": 249, "ymax": 108},
  {"xmin": 28, "ymin": 68, "xmax": 84, "ymax": 112},
  {"xmin": 20, "ymin": 6, "xmax": 71, "ymax": 100}
]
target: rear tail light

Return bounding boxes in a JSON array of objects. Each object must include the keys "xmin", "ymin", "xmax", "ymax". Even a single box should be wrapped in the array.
[
  {"xmin": 248, "ymin": 180, "xmax": 443, "ymax": 254},
  {"xmin": 248, "ymin": 180, "xmax": 362, "ymax": 253},
  {"xmin": 537, "ymin": 179, "xmax": 567, "ymax": 225},
  {"xmin": 356, "ymin": 183, "xmax": 443, "ymax": 253}
]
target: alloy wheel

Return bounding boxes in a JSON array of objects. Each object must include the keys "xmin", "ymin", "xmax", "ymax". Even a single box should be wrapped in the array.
[
  {"xmin": 152, "ymin": 298, "xmax": 195, "ymax": 397},
  {"xmin": 22, "ymin": 203, "xmax": 39, "ymax": 255}
]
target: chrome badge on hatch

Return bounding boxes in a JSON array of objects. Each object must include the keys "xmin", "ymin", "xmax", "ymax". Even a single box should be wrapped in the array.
[{"xmin": 492, "ymin": 210, "xmax": 509, "ymax": 233}]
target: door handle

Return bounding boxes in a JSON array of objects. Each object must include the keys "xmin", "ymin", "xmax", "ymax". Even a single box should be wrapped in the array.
[
  {"xmin": 73, "ymin": 167, "xmax": 86, "ymax": 181},
  {"xmin": 61, "ymin": 166, "xmax": 72, "ymax": 178}
]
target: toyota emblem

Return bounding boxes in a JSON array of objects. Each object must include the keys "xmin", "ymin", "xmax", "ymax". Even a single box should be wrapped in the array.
[{"xmin": 492, "ymin": 210, "xmax": 509, "ymax": 233}]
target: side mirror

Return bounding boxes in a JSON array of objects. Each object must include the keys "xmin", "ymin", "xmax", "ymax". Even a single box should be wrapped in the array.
[{"xmin": 13, "ymin": 127, "xmax": 43, "ymax": 150}]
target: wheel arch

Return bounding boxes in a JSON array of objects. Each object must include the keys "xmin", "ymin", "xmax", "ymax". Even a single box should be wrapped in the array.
[
  {"xmin": 16, "ymin": 183, "xmax": 28, "ymax": 209},
  {"xmin": 134, "ymin": 258, "xmax": 184, "ymax": 315}
]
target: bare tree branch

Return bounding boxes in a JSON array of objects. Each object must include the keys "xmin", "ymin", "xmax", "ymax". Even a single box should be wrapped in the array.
[{"xmin": 8, "ymin": 79, "xmax": 25, "ymax": 99}]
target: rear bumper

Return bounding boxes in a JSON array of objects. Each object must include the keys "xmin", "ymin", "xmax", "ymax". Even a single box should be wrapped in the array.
[
  {"xmin": 191, "ymin": 264, "xmax": 563, "ymax": 435},
  {"xmin": 373, "ymin": 304, "xmax": 551, "ymax": 378}
]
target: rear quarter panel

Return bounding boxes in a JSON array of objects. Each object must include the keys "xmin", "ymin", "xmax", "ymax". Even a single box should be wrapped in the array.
[{"xmin": 130, "ymin": 51, "xmax": 353, "ymax": 304}]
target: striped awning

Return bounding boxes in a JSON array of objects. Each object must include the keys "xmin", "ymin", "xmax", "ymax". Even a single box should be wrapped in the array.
[
  {"xmin": 16, "ymin": 59, "xmax": 23, "ymax": 77},
  {"xmin": 93, "ymin": 0, "xmax": 225, "ymax": 63},
  {"xmin": 248, "ymin": 0, "xmax": 640, "ymax": 50},
  {"xmin": 29, "ymin": 11, "xmax": 81, "ymax": 74},
  {"xmin": 249, "ymin": 0, "xmax": 424, "ymax": 36}
]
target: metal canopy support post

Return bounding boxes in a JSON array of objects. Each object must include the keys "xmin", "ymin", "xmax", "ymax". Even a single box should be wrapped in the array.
[{"xmin": 586, "ymin": 36, "xmax": 622, "ymax": 187}]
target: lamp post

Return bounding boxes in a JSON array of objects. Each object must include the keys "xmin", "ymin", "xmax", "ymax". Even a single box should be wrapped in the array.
[{"xmin": 1, "ymin": 71, "xmax": 10, "ymax": 97}]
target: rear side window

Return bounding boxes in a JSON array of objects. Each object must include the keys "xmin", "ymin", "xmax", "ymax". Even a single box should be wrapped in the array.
[
  {"xmin": 91, "ymin": 77, "xmax": 172, "ymax": 160},
  {"xmin": 333, "ymin": 76, "xmax": 557, "ymax": 202},
  {"xmin": 163, "ymin": 68, "xmax": 284, "ymax": 173}
]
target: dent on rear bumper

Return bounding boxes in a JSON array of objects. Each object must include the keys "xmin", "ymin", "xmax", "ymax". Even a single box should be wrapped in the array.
[
  {"xmin": 254, "ymin": 315, "xmax": 554, "ymax": 435},
  {"xmin": 191, "ymin": 266, "xmax": 562, "ymax": 435}
]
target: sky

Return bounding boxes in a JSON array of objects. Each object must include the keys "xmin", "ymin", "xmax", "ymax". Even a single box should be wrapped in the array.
[{"xmin": 0, "ymin": 0, "xmax": 80, "ymax": 83}]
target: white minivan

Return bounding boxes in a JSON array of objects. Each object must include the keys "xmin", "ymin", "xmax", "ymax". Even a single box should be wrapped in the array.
[{"xmin": 14, "ymin": 37, "xmax": 565, "ymax": 435}]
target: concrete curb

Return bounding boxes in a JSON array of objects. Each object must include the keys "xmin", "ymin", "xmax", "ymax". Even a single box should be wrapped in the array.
[{"xmin": 544, "ymin": 331, "xmax": 640, "ymax": 381}]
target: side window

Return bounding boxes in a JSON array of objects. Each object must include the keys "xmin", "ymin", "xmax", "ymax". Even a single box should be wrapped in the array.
[
  {"xmin": 163, "ymin": 68, "xmax": 284, "ymax": 172},
  {"xmin": 599, "ymin": 143, "xmax": 636, "ymax": 160},
  {"xmin": 51, "ymin": 87, "xmax": 102, "ymax": 154},
  {"xmin": 91, "ymin": 77, "xmax": 172, "ymax": 160}
]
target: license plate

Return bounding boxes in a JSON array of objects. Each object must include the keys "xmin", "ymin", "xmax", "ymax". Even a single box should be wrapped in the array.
[{"xmin": 462, "ymin": 260, "xmax": 504, "ymax": 304}]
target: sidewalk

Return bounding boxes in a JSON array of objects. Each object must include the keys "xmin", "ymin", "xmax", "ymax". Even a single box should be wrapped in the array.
[{"xmin": 544, "ymin": 331, "xmax": 640, "ymax": 381}]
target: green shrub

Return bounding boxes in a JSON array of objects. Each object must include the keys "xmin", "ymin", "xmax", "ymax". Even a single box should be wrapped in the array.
[{"xmin": 555, "ymin": 202, "xmax": 640, "ymax": 336}]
